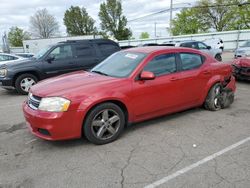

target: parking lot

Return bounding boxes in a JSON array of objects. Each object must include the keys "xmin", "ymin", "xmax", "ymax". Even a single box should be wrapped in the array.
[{"xmin": 0, "ymin": 53, "xmax": 250, "ymax": 188}]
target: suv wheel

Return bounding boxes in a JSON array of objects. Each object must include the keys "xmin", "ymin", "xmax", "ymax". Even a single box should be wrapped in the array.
[
  {"xmin": 83, "ymin": 103, "xmax": 125, "ymax": 145},
  {"xmin": 215, "ymin": 54, "xmax": 222, "ymax": 61},
  {"xmin": 15, "ymin": 74, "xmax": 38, "ymax": 95}
]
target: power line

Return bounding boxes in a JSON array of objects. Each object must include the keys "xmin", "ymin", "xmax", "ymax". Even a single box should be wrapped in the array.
[{"xmin": 128, "ymin": 2, "xmax": 250, "ymax": 23}]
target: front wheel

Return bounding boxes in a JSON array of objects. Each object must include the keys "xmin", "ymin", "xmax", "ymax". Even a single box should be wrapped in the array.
[
  {"xmin": 15, "ymin": 74, "xmax": 38, "ymax": 95},
  {"xmin": 83, "ymin": 103, "xmax": 125, "ymax": 145}
]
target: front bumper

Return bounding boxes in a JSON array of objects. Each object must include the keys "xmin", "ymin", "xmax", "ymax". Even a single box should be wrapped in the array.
[
  {"xmin": 0, "ymin": 77, "xmax": 14, "ymax": 89},
  {"xmin": 22, "ymin": 102, "xmax": 86, "ymax": 140},
  {"xmin": 232, "ymin": 65, "xmax": 250, "ymax": 80}
]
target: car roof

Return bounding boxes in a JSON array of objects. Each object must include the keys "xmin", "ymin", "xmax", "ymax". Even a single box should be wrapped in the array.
[{"xmin": 123, "ymin": 46, "xmax": 201, "ymax": 54}]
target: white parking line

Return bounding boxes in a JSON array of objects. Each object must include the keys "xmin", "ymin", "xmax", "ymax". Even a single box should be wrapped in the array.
[{"xmin": 144, "ymin": 136, "xmax": 250, "ymax": 188}]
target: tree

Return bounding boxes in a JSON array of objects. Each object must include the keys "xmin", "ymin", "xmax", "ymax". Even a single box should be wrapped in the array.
[
  {"xmin": 8, "ymin": 27, "xmax": 30, "ymax": 47},
  {"xmin": 99, "ymin": 0, "xmax": 132, "ymax": 40},
  {"xmin": 30, "ymin": 8, "xmax": 59, "ymax": 38},
  {"xmin": 139, "ymin": 32, "xmax": 150, "ymax": 39},
  {"xmin": 171, "ymin": 8, "xmax": 210, "ymax": 35},
  {"xmin": 64, "ymin": 6, "xmax": 97, "ymax": 36},
  {"xmin": 170, "ymin": 0, "xmax": 250, "ymax": 35}
]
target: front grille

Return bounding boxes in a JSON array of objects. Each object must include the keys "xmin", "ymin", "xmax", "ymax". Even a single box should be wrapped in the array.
[
  {"xmin": 241, "ymin": 67, "xmax": 250, "ymax": 73},
  {"xmin": 28, "ymin": 94, "xmax": 41, "ymax": 110}
]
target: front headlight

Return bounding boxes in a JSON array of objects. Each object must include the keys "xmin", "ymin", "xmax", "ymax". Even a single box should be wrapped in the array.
[
  {"xmin": 38, "ymin": 97, "xmax": 71, "ymax": 112},
  {"xmin": 0, "ymin": 68, "xmax": 7, "ymax": 77}
]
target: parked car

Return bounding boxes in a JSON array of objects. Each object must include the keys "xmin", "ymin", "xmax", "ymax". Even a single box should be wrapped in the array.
[
  {"xmin": 23, "ymin": 46, "xmax": 236, "ymax": 145},
  {"xmin": 15, "ymin": 53, "xmax": 34, "ymax": 58},
  {"xmin": 203, "ymin": 38, "xmax": 224, "ymax": 51},
  {"xmin": 0, "ymin": 53, "xmax": 23, "ymax": 62},
  {"xmin": 235, "ymin": 40, "xmax": 250, "ymax": 58},
  {"xmin": 232, "ymin": 57, "xmax": 250, "ymax": 80},
  {"xmin": 163, "ymin": 40, "xmax": 223, "ymax": 61},
  {"xmin": 0, "ymin": 39, "xmax": 120, "ymax": 94}
]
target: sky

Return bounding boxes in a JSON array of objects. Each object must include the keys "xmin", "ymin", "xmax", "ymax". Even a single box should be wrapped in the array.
[{"xmin": 0, "ymin": 0, "xmax": 197, "ymax": 40}]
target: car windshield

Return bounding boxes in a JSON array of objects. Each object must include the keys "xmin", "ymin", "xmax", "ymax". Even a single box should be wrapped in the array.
[
  {"xmin": 241, "ymin": 41, "xmax": 250, "ymax": 47},
  {"xmin": 34, "ymin": 45, "xmax": 52, "ymax": 59},
  {"xmin": 91, "ymin": 51, "xmax": 146, "ymax": 78}
]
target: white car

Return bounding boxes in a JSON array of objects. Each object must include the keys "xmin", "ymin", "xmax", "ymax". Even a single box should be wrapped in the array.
[
  {"xmin": 0, "ymin": 53, "xmax": 24, "ymax": 62},
  {"xmin": 235, "ymin": 40, "xmax": 250, "ymax": 58},
  {"xmin": 203, "ymin": 38, "xmax": 224, "ymax": 51}
]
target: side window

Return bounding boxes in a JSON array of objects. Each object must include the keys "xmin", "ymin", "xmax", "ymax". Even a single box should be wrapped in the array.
[
  {"xmin": 180, "ymin": 53, "xmax": 203, "ymax": 71},
  {"xmin": 180, "ymin": 42, "xmax": 197, "ymax": 49},
  {"xmin": 198, "ymin": 42, "xmax": 208, "ymax": 50},
  {"xmin": 97, "ymin": 43, "xmax": 120, "ymax": 56},
  {"xmin": 144, "ymin": 54, "xmax": 177, "ymax": 76},
  {"xmin": 49, "ymin": 45, "xmax": 73, "ymax": 60},
  {"xmin": 75, "ymin": 45, "xmax": 94, "ymax": 57}
]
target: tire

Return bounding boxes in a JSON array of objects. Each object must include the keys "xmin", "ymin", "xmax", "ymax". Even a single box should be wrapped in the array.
[
  {"xmin": 204, "ymin": 83, "xmax": 223, "ymax": 111},
  {"xmin": 83, "ymin": 103, "xmax": 125, "ymax": 145},
  {"xmin": 15, "ymin": 74, "xmax": 38, "ymax": 95},
  {"xmin": 215, "ymin": 54, "xmax": 222, "ymax": 61}
]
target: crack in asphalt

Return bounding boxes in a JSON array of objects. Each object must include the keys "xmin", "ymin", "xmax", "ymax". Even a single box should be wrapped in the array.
[{"xmin": 0, "ymin": 122, "xmax": 26, "ymax": 134}]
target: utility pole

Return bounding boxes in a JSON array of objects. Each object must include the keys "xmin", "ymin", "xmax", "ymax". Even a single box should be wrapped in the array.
[{"xmin": 169, "ymin": 0, "xmax": 173, "ymax": 36}]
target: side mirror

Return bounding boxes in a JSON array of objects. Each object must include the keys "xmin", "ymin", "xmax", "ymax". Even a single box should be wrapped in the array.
[
  {"xmin": 46, "ymin": 56, "xmax": 55, "ymax": 63},
  {"xmin": 207, "ymin": 46, "xmax": 211, "ymax": 50},
  {"xmin": 140, "ymin": 71, "xmax": 155, "ymax": 80}
]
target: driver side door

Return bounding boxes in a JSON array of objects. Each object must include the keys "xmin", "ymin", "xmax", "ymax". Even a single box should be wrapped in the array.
[
  {"xmin": 131, "ymin": 53, "xmax": 183, "ymax": 121},
  {"xmin": 42, "ymin": 44, "xmax": 77, "ymax": 78}
]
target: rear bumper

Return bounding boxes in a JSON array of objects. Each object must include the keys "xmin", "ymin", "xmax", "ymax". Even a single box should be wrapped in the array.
[{"xmin": 22, "ymin": 101, "xmax": 86, "ymax": 140}]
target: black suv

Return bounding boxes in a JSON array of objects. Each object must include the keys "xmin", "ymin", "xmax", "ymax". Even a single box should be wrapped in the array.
[{"xmin": 0, "ymin": 39, "xmax": 120, "ymax": 94}]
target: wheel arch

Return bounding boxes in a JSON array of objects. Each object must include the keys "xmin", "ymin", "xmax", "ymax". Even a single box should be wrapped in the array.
[
  {"xmin": 81, "ymin": 99, "xmax": 129, "ymax": 136},
  {"xmin": 12, "ymin": 70, "xmax": 41, "ymax": 86}
]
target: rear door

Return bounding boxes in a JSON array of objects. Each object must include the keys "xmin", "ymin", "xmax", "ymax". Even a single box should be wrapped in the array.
[
  {"xmin": 74, "ymin": 43, "xmax": 99, "ymax": 70},
  {"xmin": 42, "ymin": 44, "xmax": 77, "ymax": 77},
  {"xmin": 176, "ymin": 52, "xmax": 211, "ymax": 107},
  {"xmin": 95, "ymin": 42, "xmax": 120, "ymax": 62}
]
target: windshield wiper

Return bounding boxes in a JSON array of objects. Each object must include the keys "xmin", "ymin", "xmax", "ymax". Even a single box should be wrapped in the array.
[{"xmin": 91, "ymin": 70, "xmax": 109, "ymax": 76}]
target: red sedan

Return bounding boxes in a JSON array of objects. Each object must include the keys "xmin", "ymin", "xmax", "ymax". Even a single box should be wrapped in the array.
[{"xmin": 23, "ymin": 47, "xmax": 236, "ymax": 144}]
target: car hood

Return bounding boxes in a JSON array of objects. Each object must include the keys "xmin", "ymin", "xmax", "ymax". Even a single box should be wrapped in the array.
[
  {"xmin": 0, "ymin": 58, "xmax": 36, "ymax": 68},
  {"xmin": 30, "ymin": 71, "xmax": 123, "ymax": 98},
  {"xmin": 232, "ymin": 57, "xmax": 250, "ymax": 67}
]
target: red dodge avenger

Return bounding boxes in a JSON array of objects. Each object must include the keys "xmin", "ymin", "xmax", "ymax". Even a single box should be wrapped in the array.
[{"xmin": 23, "ymin": 47, "xmax": 236, "ymax": 144}]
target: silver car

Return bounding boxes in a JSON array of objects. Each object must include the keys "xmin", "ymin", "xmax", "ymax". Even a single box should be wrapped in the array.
[
  {"xmin": 235, "ymin": 40, "xmax": 250, "ymax": 58},
  {"xmin": 163, "ymin": 40, "xmax": 223, "ymax": 61}
]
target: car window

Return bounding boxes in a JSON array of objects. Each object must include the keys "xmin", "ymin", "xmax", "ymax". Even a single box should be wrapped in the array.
[
  {"xmin": 180, "ymin": 53, "xmax": 203, "ymax": 71},
  {"xmin": 49, "ymin": 45, "xmax": 73, "ymax": 60},
  {"xmin": 180, "ymin": 42, "xmax": 197, "ymax": 49},
  {"xmin": 0, "ymin": 55, "xmax": 16, "ymax": 61},
  {"xmin": 242, "ymin": 41, "xmax": 250, "ymax": 47},
  {"xmin": 144, "ymin": 54, "xmax": 177, "ymax": 76},
  {"xmin": 75, "ymin": 45, "xmax": 94, "ymax": 57},
  {"xmin": 198, "ymin": 42, "xmax": 208, "ymax": 50},
  {"xmin": 97, "ymin": 43, "xmax": 120, "ymax": 56}
]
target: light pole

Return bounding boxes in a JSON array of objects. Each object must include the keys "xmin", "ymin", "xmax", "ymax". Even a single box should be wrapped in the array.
[{"xmin": 169, "ymin": 0, "xmax": 173, "ymax": 35}]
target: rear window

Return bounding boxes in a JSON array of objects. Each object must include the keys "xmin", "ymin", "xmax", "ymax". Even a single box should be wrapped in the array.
[
  {"xmin": 180, "ymin": 53, "xmax": 204, "ymax": 71},
  {"xmin": 97, "ymin": 43, "xmax": 120, "ymax": 56}
]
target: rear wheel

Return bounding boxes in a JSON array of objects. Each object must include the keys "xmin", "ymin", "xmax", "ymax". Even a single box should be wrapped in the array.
[
  {"xmin": 15, "ymin": 74, "xmax": 38, "ymax": 95},
  {"xmin": 83, "ymin": 103, "xmax": 125, "ymax": 145},
  {"xmin": 204, "ymin": 83, "xmax": 222, "ymax": 111},
  {"xmin": 215, "ymin": 54, "xmax": 222, "ymax": 61}
]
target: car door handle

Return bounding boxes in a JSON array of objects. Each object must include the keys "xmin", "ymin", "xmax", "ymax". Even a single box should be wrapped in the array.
[
  {"xmin": 170, "ymin": 77, "xmax": 179, "ymax": 81},
  {"xmin": 202, "ymin": 70, "xmax": 211, "ymax": 75}
]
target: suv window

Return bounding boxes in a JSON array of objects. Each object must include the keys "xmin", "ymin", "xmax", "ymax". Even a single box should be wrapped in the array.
[
  {"xmin": 180, "ymin": 53, "xmax": 203, "ymax": 71},
  {"xmin": 144, "ymin": 54, "xmax": 177, "ymax": 76},
  {"xmin": 198, "ymin": 42, "xmax": 208, "ymax": 49},
  {"xmin": 75, "ymin": 45, "xmax": 94, "ymax": 57},
  {"xmin": 97, "ymin": 43, "xmax": 120, "ymax": 56},
  {"xmin": 49, "ymin": 45, "xmax": 73, "ymax": 60},
  {"xmin": 0, "ymin": 55, "xmax": 17, "ymax": 61}
]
